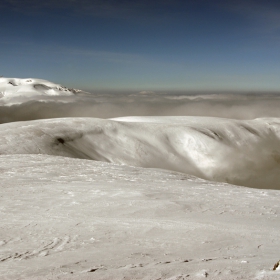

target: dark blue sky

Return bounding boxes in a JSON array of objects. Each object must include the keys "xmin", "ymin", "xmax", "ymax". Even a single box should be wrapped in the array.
[{"xmin": 1, "ymin": 0, "xmax": 280, "ymax": 91}]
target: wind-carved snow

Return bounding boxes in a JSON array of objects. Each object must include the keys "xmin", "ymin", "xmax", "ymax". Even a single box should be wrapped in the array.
[{"xmin": 1, "ymin": 116, "xmax": 280, "ymax": 189}]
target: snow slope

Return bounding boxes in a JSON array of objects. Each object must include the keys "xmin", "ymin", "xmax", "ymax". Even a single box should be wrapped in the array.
[
  {"xmin": 1, "ymin": 78, "xmax": 280, "ymax": 279},
  {"xmin": 0, "ymin": 77, "xmax": 82, "ymax": 104},
  {"xmin": 1, "ymin": 116, "xmax": 280, "ymax": 189},
  {"xmin": 0, "ymin": 154, "xmax": 279, "ymax": 280}
]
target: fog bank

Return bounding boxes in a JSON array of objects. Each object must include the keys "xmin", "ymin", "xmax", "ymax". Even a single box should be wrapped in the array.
[{"xmin": 2, "ymin": 92, "xmax": 280, "ymax": 123}]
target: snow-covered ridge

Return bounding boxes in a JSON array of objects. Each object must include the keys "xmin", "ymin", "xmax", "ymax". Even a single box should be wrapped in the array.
[
  {"xmin": 1, "ymin": 78, "xmax": 280, "ymax": 279},
  {"xmin": 0, "ymin": 77, "xmax": 82, "ymax": 103},
  {"xmin": 1, "ymin": 116, "xmax": 280, "ymax": 190}
]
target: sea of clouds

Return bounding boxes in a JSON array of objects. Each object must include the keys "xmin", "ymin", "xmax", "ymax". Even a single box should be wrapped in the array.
[
  {"xmin": 2, "ymin": 90, "xmax": 280, "ymax": 123},
  {"xmin": 2, "ymin": 77, "xmax": 280, "ymax": 123}
]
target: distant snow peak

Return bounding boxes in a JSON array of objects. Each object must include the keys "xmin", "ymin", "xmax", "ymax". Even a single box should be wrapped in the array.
[{"xmin": 0, "ymin": 77, "xmax": 83, "ymax": 104}]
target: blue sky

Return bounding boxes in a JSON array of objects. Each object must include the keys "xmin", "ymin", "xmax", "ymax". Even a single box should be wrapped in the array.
[{"xmin": 1, "ymin": 0, "xmax": 280, "ymax": 92}]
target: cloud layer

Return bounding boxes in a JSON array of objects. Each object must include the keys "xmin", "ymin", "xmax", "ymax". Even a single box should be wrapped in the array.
[{"xmin": 2, "ymin": 91, "xmax": 280, "ymax": 124}]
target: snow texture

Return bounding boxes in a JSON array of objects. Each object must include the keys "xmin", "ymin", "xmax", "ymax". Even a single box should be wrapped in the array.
[
  {"xmin": 0, "ymin": 77, "xmax": 82, "ymax": 104},
  {"xmin": 1, "ymin": 116, "xmax": 280, "ymax": 189},
  {"xmin": 1, "ymin": 154, "xmax": 279, "ymax": 280},
  {"xmin": 0, "ymin": 78, "xmax": 280, "ymax": 279}
]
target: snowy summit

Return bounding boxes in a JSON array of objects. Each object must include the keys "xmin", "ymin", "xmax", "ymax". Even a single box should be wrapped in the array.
[{"xmin": 0, "ymin": 77, "xmax": 82, "ymax": 104}]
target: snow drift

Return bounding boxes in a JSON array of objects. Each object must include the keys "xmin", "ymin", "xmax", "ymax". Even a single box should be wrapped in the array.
[{"xmin": 1, "ymin": 116, "xmax": 280, "ymax": 189}]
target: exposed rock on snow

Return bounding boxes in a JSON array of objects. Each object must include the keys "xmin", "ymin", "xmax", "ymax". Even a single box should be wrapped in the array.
[{"xmin": 273, "ymin": 260, "xmax": 280, "ymax": 271}]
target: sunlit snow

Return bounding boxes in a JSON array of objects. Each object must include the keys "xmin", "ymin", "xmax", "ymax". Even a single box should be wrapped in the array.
[
  {"xmin": 0, "ymin": 78, "xmax": 279, "ymax": 280},
  {"xmin": 0, "ymin": 77, "xmax": 82, "ymax": 104}
]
